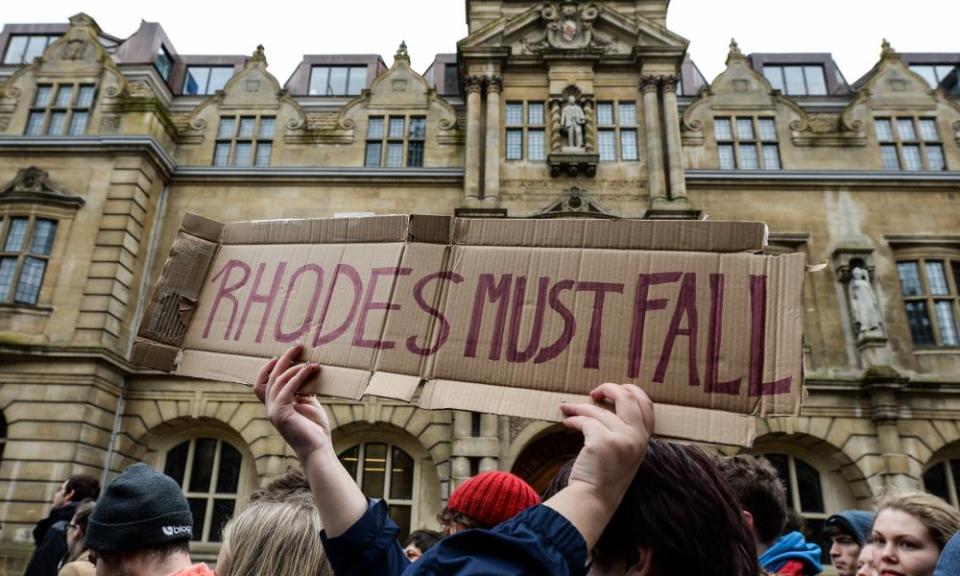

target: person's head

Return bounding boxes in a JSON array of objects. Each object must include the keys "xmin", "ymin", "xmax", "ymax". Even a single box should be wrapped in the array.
[
  {"xmin": 249, "ymin": 466, "xmax": 311, "ymax": 504},
  {"xmin": 824, "ymin": 510, "xmax": 876, "ymax": 576},
  {"xmin": 439, "ymin": 471, "xmax": 540, "ymax": 536},
  {"xmin": 872, "ymin": 491, "xmax": 960, "ymax": 576},
  {"xmin": 545, "ymin": 439, "xmax": 758, "ymax": 576},
  {"xmin": 403, "ymin": 529, "xmax": 442, "ymax": 562},
  {"xmin": 783, "ymin": 508, "xmax": 807, "ymax": 535},
  {"xmin": 54, "ymin": 474, "xmax": 101, "ymax": 508},
  {"xmin": 85, "ymin": 463, "xmax": 194, "ymax": 576},
  {"xmin": 66, "ymin": 501, "xmax": 95, "ymax": 562},
  {"xmin": 714, "ymin": 454, "xmax": 787, "ymax": 552},
  {"xmin": 856, "ymin": 543, "xmax": 878, "ymax": 576},
  {"xmin": 217, "ymin": 500, "xmax": 333, "ymax": 576}
]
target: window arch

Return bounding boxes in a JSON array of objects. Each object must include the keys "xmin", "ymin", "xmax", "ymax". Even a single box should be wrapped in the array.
[
  {"xmin": 339, "ymin": 442, "xmax": 416, "ymax": 541},
  {"xmin": 162, "ymin": 437, "xmax": 244, "ymax": 543},
  {"xmin": 923, "ymin": 458, "xmax": 960, "ymax": 507}
]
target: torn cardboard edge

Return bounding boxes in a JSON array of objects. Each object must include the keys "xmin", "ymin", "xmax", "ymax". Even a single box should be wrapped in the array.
[{"xmin": 174, "ymin": 350, "xmax": 756, "ymax": 447}]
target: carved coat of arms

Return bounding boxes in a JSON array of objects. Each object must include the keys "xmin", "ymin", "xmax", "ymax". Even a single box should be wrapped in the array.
[{"xmin": 523, "ymin": 3, "xmax": 612, "ymax": 53}]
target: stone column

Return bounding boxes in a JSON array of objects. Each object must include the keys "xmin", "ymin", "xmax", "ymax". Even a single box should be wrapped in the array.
[
  {"xmin": 868, "ymin": 379, "xmax": 914, "ymax": 491},
  {"xmin": 582, "ymin": 99, "xmax": 595, "ymax": 153},
  {"xmin": 640, "ymin": 75, "xmax": 666, "ymax": 201},
  {"xmin": 479, "ymin": 413, "xmax": 499, "ymax": 472},
  {"xmin": 659, "ymin": 75, "xmax": 687, "ymax": 200},
  {"xmin": 450, "ymin": 410, "xmax": 473, "ymax": 489},
  {"xmin": 549, "ymin": 99, "xmax": 562, "ymax": 152},
  {"xmin": 463, "ymin": 76, "xmax": 484, "ymax": 202},
  {"xmin": 483, "ymin": 76, "xmax": 502, "ymax": 201}
]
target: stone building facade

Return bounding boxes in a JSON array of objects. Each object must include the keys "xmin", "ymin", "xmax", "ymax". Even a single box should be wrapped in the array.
[{"xmin": 0, "ymin": 2, "xmax": 959, "ymax": 571}]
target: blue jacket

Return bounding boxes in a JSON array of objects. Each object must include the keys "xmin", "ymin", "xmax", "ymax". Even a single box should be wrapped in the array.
[
  {"xmin": 320, "ymin": 499, "xmax": 588, "ymax": 576},
  {"xmin": 759, "ymin": 531, "xmax": 822, "ymax": 574},
  {"xmin": 935, "ymin": 530, "xmax": 960, "ymax": 576}
]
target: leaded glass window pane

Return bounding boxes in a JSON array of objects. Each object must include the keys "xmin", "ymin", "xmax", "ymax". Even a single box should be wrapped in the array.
[
  {"xmin": 762, "ymin": 145, "xmax": 781, "ymax": 170},
  {"xmin": 620, "ymin": 129, "xmax": 638, "ymax": 161},
  {"xmin": 739, "ymin": 144, "xmax": 759, "ymax": 170},
  {"xmin": 30, "ymin": 220, "xmax": 57, "ymax": 255},
  {"xmin": 254, "ymin": 143, "xmax": 272, "ymax": 167},
  {"xmin": 505, "ymin": 103, "xmax": 523, "ymax": 126},
  {"xmin": 238, "ymin": 117, "xmax": 256, "ymax": 138},
  {"xmin": 902, "ymin": 145, "xmax": 922, "ymax": 171},
  {"xmin": 927, "ymin": 146, "xmax": 945, "ymax": 171},
  {"xmin": 618, "ymin": 102, "xmax": 637, "ymax": 126},
  {"xmin": 506, "ymin": 129, "xmax": 523, "ymax": 160},
  {"xmin": 385, "ymin": 143, "xmax": 403, "ymax": 167},
  {"xmin": 596, "ymin": 103, "xmax": 614, "ymax": 126},
  {"xmin": 409, "ymin": 117, "xmax": 426, "ymax": 140},
  {"xmin": 736, "ymin": 118, "xmax": 755, "ymax": 141},
  {"xmin": 233, "ymin": 143, "xmax": 252, "ymax": 166},
  {"xmin": 935, "ymin": 301, "xmax": 959, "ymax": 346},
  {"xmin": 14, "ymin": 257, "xmax": 45, "ymax": 305},
  {"xmin": 213, "ymin": 143, "xmax": 230, "ymax": 167},
  {"xmin": 897, "ymin": 119, "xmax": 917, "ymax": 141},
  {"xmin": 68, "ymin": 112, "xmax": 88, "ymax": 135},
  {"xmin": 758, "ymin": 118, "xmax": 778, "ymax": 141},
  {"xmin": 388, "ymin": 118, "xmax": 405, "ymax": 139},
  {"xmin": 718, "ymin": 144, "xmax": 736, "ymax": 170},
  {"xmin": 898, "ymin": 262, "xmax": 923, "ymax": 296},
  {"xmin": 905, "ymin": 301, "xmax": 935, "ymax": 346},
  {"xmin": 75, "ymin": 85, "xmax": 95, "ymax": 108},
  {"xmin": 367, "ymin": 117, "xmax": 384, "ymax": 139},
  {"xmin": 714, "ymin": 118, "xmax": 733, "ymax": 141},
  {"xmin": 3, "ymin": 218, "xmax": 28, "ymax": 252},
  {"xmin": 407, "ymin": 141, "xmax": 424, "ymax": 167},
  {"xmin": 364, "ymin": 142, "xmax": 382, "ymax": 166},
  {"xmin": 54, "ymin": 86, "xmax": 73, "ymax": 108},
  {"xmin": 927, "ymin": 262, "xmax": 949, "ymax": 295},
  {"xmin": 919, "ymin": 119, "xmax": 939, "ymax": 142},
  {"xmin": 598, "ymin": 130, "xmax": 616, "ymax": 162},
  {"xmin": 875, "ymin": 119, "xmax": 893, "ymax": 142},
  {"xmin": 218, "ymin": 118, "xmax": 236, "ymax": 139},
  {"xmin": 33, "ymin": 85, "xmax": 52, "ymax": 107},
  {"xmin": 47, "ymin": 112, "xmax": 67, "ymax": 136},
  {"xmin": 25, "ymin": 112, "xmax": 45, "ymax": 136},
  {"xmin": 528, "ymin": 103, "xmax": 544, "ymax": 126},
  {"xmin": 0, "ymin": 259, "xmax": 17, "ymax": 302},
  {"xmin": 881, "ymin": 145, "xmax": 900, "ymax": 170},
  {"xmin": 527, "ymin": 129, "xmax": 545, "ymax": 161},
  {"xmin": 258, "ymin": 117, "xmax": 275, "ymax": 139}
]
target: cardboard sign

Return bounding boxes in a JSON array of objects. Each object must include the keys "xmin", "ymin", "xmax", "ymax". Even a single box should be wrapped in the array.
[{"xmin": 132, "ymin": 214, "xmax": 806, "ymax": 447}]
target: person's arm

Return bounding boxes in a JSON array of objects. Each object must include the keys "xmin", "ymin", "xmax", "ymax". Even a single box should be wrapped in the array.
[
  {"xmin": 254, "ymin": 345, "xmax": 366, "ymax": 537},
  {"xmin": 544, "ymin": 383, "xmax": 654, "ymax": 552}
]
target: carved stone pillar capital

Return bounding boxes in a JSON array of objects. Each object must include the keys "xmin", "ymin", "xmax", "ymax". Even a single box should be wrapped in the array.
[
  {"xmin": 464, "ymin": 75, "xmax": 485, "ymax": 94},
  {"xmin": 659, "ymin": 75, "xmax": 680, "ymax": 94},
  {"xmin": 639, "ymin": 75, "xmax": 660, "ymax": 94},
  {"xmin": 484, "ymin": 75, "xmax": 503, "ymax": 94}
]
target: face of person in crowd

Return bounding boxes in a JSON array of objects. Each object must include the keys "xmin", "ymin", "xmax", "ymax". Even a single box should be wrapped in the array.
[
  {"xmin": 856, "ymin": 543, "xmax": 878, "ymax": 576},
  {"xmin": 403, "ymin": 543, "xmax": 424, "ymax": 562},
  {"xmin": 872, "ymin": 509, "xmax": 941, "ymax": 576},
  {"xmin": 830, "ymin": 531, "xmax": 863, "ymax": 576},
  {"xmin": 52, "ymin": 480, "xmax": 73, "ymax": 508},
  {"xmin": 65, "ymin": 513, "xmax": 86, "ymax": 562}
]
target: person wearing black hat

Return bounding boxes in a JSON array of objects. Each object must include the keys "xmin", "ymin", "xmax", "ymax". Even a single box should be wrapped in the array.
[
  {"xmin": 824, "ymin": 510, "xmax": 875, "ymax": 576},
  {"xmin": 85, "ymin": 463, "xmax": 214, "ymax": 576}
]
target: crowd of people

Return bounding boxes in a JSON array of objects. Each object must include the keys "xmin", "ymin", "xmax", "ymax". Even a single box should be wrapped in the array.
[{"xmin": 21, "ymin": 345, "xmax": 960, "ymax": 575}]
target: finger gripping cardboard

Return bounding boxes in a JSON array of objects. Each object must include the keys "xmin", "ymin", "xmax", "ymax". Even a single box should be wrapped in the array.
[{"xmin": 133, "ymin": 213, "xmax": 805, "ymax": 447}]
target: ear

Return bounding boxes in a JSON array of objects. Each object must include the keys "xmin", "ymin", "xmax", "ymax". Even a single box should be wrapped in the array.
[
  {"xmin": 742, "ymin": 510, "xmax": 755, "ymax": 531},
  {"xmin": 626, "ymin": 546, "xmax": 653, "ymax": 576},
  {"xmin": 63, "ymin": 489, "xmax": 76, "ymax": 504}
]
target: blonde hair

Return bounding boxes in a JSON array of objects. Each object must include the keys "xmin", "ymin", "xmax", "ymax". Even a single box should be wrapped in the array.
[
  {"xmin": 876, "ymin": 491, "xmax": 960, "ymax": 550},
  {"xmin": 220, "ymin": 500, "xmax": 333, "ymax": 576}
]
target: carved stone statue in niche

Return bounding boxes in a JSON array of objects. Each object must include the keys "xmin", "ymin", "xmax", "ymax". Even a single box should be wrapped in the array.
[
  {"xmin": 560, "ymin": 95, "xmax": 586, "ymax": 150},
  {"xmin": 849, "ymin": 266, "xmax": 885, "ymax": 338}
]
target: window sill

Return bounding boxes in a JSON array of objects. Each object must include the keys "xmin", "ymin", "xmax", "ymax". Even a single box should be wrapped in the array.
[
  {"xmin": 913, "ymin": 347, "xmax": 960, "ymax": 356},
  {"xmin": 0, "ymin": 302, "xmax": 53, "ymax": 316}
]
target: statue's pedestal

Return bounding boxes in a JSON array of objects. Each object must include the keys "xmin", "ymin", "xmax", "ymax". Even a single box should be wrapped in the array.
[{"xmin": 548, "ymin": 151, "xmax": 599, "ymax": 177}]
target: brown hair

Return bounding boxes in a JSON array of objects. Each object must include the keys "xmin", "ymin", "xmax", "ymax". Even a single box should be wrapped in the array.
[
  {"xmin": 249, "ymin": 466, "xmax": 311, "ymax": 505},
  {"xmin": 73, "ymin": 501, "xmax": 96, "ymax": 529},
  {"xmin": 876, "ymin": 491, "xmax": 960, "ymax": 550},
  {"xmin": 714, "ymin": 454, "xmax": 787, "ymax": 546},
  {"xmin": 545, "ymin": 440, "xmax": 759, "ymax": 576},
  {"xmin": 65, "ymin": 474, "xmax": 100, "ymax": 502}
]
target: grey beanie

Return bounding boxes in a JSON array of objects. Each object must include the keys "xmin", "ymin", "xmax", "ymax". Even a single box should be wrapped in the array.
[
  {"xmin": 824, "ymin": 510, "xmax": 875, "ymax": 546},
  {"xmin": 85, "ymin": 463, "xmax": 194, "ymax": 552}
]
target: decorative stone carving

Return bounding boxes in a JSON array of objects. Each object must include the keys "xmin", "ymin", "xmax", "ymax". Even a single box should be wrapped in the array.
[
  {"xmin": 522, "ymin": 2, "xmax": 612, "ymax": 54},
  {"xmin": 849, "ymin": 267, "xmax": 885, "ymax": 338},
  {"xmin": 485, "ymin": 76, "xmax": 503, "ymax": 94},
  {"xmin": 463, "ymin": 75, "xmax": 484, "ymax": 94},
  {"xmin": 560, "ymin": 94, "xmax": 586, "ymax": 150},
  {"xmin": 0, "ymin": 167, "xmax": 85, "ymax": 208},
  {"xmin": 535, "ymin": 186, "xmax": 611, "ymax": 218},
  {"xmin": 639, "ymin": 74, "xmax": 659, "ymax": 94}
]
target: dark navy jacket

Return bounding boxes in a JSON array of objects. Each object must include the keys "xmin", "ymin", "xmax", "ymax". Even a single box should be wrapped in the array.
[{"xmin": 321, "ymin": 499, "xmax": 588, "ymax": 576}]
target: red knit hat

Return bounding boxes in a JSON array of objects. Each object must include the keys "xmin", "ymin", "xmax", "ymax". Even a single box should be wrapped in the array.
[{"xmin": 447, "ymin": 471, "xmax": 541, "ymax": 528}]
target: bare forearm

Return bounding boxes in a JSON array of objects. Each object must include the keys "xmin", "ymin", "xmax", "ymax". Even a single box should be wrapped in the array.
[{"xmin": 302, "ymin": 448, "xmax": 368, "ymax": 537}]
